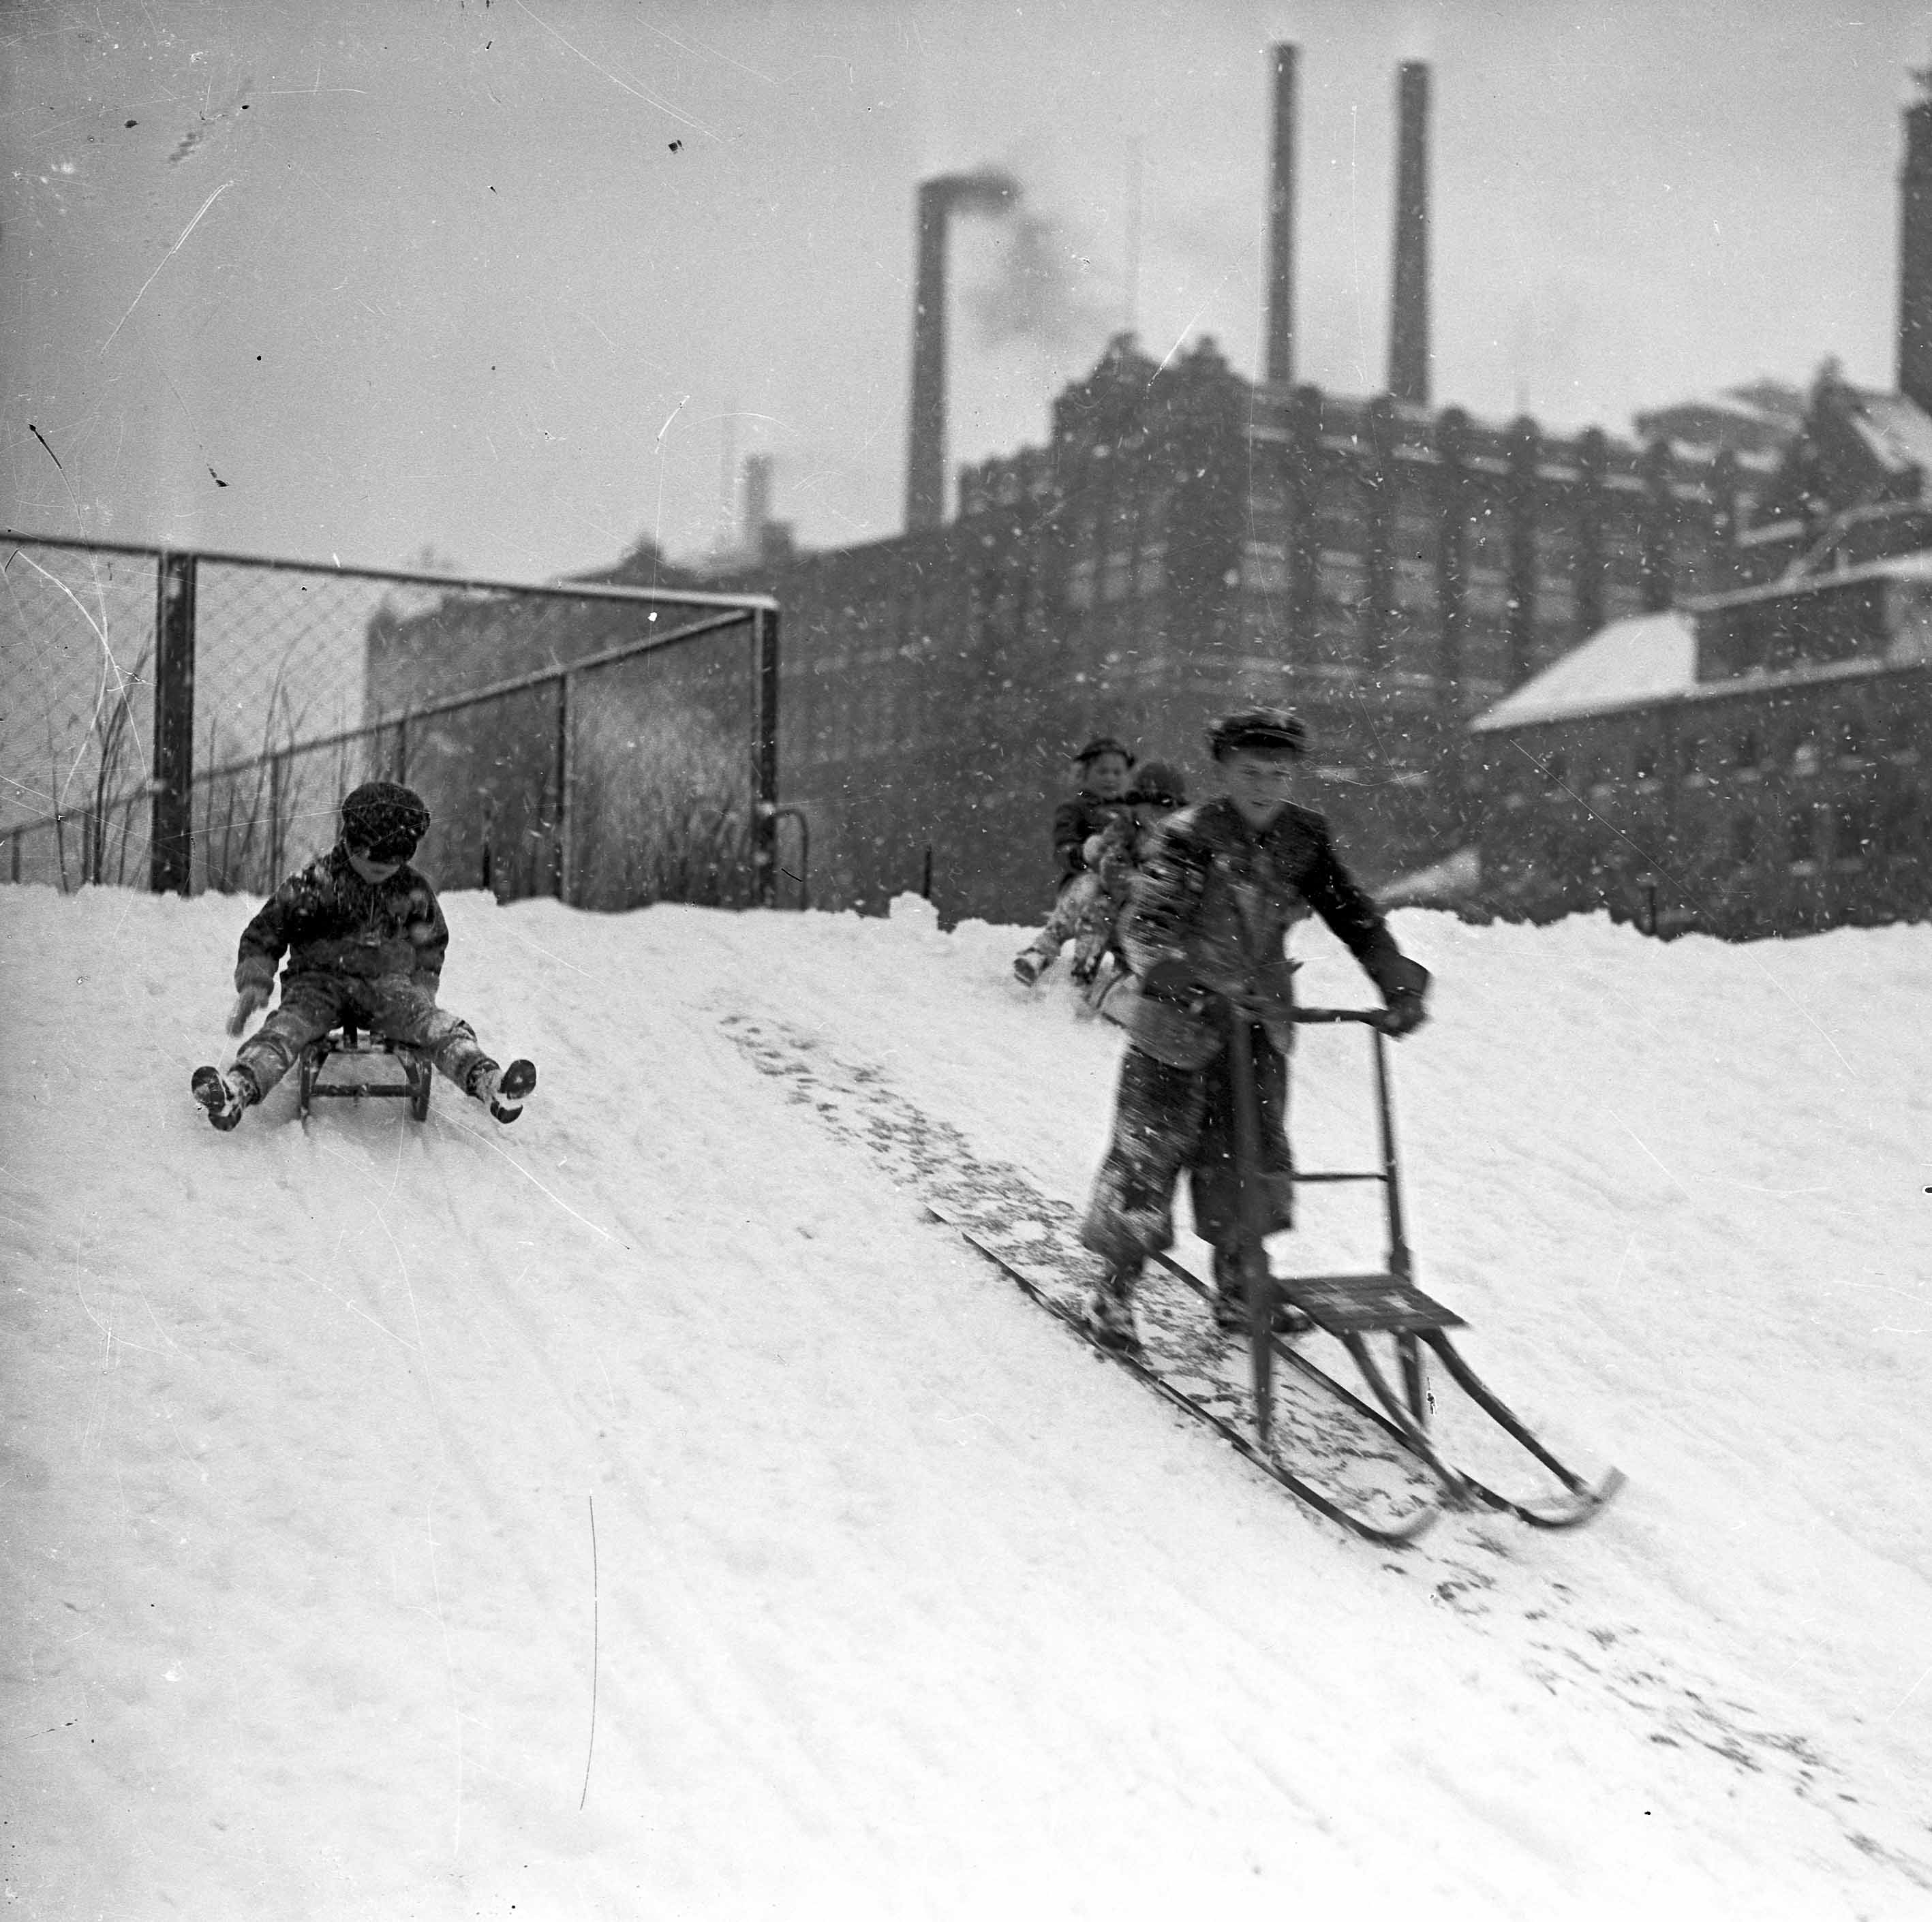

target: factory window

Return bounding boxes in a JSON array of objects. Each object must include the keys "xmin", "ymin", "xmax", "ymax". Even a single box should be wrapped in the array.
[
  {"xmin": 1729, "ymin": 815, "xmax": 1758, "ymax": 867},
  {"xmin": 1102, "ymin": 548, "xmax": 1134, "ymax": 602},
  {"xmin": 1465, "ymin": 574, "xmax": 1510, "ymax": 619},
  {"xmin": 1732, "ymin": 726, "xmax": 1762, "ymax": 772},
  {"xmin": 1837, "ymin": 715, "xmax": 1867, "ymax": 762},
  {"xmin": 1542, "ymin": 750, "xmax": 1567, "ymax": 788},
  {"xmin": 1791, "ymin": 739, "xmax": 1821, "ymax": 777},
  {"xmin": 1136, "ymin": 542, "xmax": 1166, "ymax": 597},
  {"xmin": 1880, "ymin": 789, "xmax": 1921, "ymax": 854},
  {"xmin": 1632, "ymin": 739, "xmax": 1659, "ymax": 784},
  {"xmin": 1244, "ymin": 542, "xmax": 1288, "ymax": 594},
  {"xmin": 1319, "ymin": 553, "xmax": 1367, "ymax": 610},
  {"xmin": 1067, "ymin": 557, "xmax": 1095, "ymax": 612},
  {"xmin": 1395, "ymin": 555, "xmax": 1436, "ymax": 612},
  {"xmin": 1786, "ymin": 807, "xmax": 1820, "ymax": 869},
  {"xmin": 1833, "ymin": 799, "xmax": 1875, "ymax": 867}
]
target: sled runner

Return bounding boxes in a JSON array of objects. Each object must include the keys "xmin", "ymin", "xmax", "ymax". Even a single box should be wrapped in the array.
[
  {"xmin": 1214, "ymin": 1004, "xmax": 1625, "ymax": 1532},
  {"xmin": 296, "ymin": 1021, "xmax": 433, "ymax": 1123}
]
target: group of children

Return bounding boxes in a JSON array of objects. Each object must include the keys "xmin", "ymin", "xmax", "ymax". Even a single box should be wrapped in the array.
[
  {"xmin": 1014, "ymin": 710, "xmax": 1432, "ymax": 1350},
  {"xmin": 1009, "ymin": 738, "xmax": 1189, "ymax": 995},
  {"xmin": 197, "ymin": 722, "xmax": 1430, "ymax": 1366}
]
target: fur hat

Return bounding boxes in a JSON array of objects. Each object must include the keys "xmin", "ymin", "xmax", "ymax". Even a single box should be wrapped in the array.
[
  {"xmin": 1072, "ymin": 735, "xmax": 1136, "ymax": 766},
  {"xmin": 1207, "ymin": 707, "xmax": 1308, "ymax": 760},
  {"xmin": 340, "ymin": 781, "xmax": 431, "ymax": 861}
]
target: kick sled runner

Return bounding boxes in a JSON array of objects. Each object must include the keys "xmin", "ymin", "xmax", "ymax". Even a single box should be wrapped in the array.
[
  {"xmin": 1194, "ymin": 1004, "xmax": 1626, "ymax": 1543},
  {"xmin": 938, "ymin": 1005, "xmax": 1625, "ymax": 1548}
]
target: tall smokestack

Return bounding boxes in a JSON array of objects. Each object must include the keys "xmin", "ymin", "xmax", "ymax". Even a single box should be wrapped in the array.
[
  {"xmin": 1899, "ymin": 70, "xmax": 1932, "ymax": 412},
  {"xmin": 1387, "ymin": 60, "xmax": 1431, "ymax": 408},
  {"xmin": 742, "ymin": 454, "xmax": 773, "ymax": 559},
  {"xmin": 904, "ymin": 170, "xmax": 1017, "ymax": 532},
  {"xmin": 1264, "ymin": 44, "xmax": 1298, "ymax": 388}
]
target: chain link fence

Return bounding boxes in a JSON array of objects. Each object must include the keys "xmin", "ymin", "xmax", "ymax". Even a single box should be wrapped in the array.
[
  {"xmin": 2, "ymin": 533, "xmax": 779, "ymax": 908},
  {"xmin": 1, "ymin": 538, "xmax": 159, "ymax": 887}
]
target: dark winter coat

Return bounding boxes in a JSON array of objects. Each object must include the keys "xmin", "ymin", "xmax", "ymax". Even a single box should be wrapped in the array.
[
  {"xmin": 1104, "ymin": 796, "xmax": 1426, "ymax": 1068},
  {"xmin": 1053, "ymin": 792, "xmax": 1138, "ymax": 882},
  {"xmin": 234, "ymin": 844, "xmax": 448, "ymax": 997}
]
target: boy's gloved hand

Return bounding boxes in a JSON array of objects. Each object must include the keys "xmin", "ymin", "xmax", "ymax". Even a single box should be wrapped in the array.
[
  {"xmin": 226, "ymin": 985, "xmax": 271, "ymax": 1036},
  {"xmin": 1378, "ymin": 989, "xmax": 1428, "ymax": 1038},
  {"xmin": 1373, "ymin": 956, "xmax": 1431, "ymax": 1038}
]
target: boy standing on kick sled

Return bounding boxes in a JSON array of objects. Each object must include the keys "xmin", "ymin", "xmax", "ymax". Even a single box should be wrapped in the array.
[
  {"xmin": 190, "ymin": 781, "xmax": 536, "ymax": 1131},
  {"xmin": 1077, "ymin": 709, "xmax": 1430, "ymax": 1349},
  {"xmin": 1012, "ymin": 735, "xmax": 1139, "ymax": 987}
]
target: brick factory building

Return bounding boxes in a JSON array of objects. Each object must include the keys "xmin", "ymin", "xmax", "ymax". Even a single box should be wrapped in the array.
[
  {"xmin": 1469, "ymin": 374, "xmax": 1932, "ymax": 939},
  {"xmin": 710, "ymin": 336, "xmax": 1753, "ymax": 924},
  {"xmin": 690, "ymin": 43, "xmax": 1772, "ymax": 926}
]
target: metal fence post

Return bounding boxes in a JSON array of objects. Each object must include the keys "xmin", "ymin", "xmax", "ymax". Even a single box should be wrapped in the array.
[
  {"xmin": 268, "ymin": 750, "xmax": 287, "ymax": 881},
  {"xmin": 752, "ymin": 604, "xmax": 780, "ymax": 906},
  {"xmin": 149, "ymin": 551, "xmax": 198, "ymax": 895},
  {"xmin": 555, "ymin": 673, "xmax": 573, "ymax": 904}
]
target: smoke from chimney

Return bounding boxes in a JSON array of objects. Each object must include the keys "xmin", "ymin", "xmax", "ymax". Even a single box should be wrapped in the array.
[
  {"xmin": 1387, "ymin": 60, "xmax": 1431, "ymax": 407},
  {"xmin": 1264, "ymin": 43, "xmax": 1298, "ymax": 388},
  {"xmin": 904, "ymin": 170, "xmax": 1019, "ymax": 532}
]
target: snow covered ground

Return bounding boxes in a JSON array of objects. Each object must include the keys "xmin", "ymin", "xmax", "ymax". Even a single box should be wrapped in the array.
[{"xmin": 3, "ymin": 882, "xmax": 1929, "ymax": 1920}]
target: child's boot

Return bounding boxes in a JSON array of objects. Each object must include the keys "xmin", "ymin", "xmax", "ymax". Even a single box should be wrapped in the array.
[
  {"xmin": 1084, "ymin": 1262, "xmax": 1143, "ymax": 1353},
  {"xmin": 468, "ymin": 1057, "xmax": 537, "ymax": 1123},
  {"xmin": 191, "ymin": 1062, "xmax": 260, "ymax": 1132}
]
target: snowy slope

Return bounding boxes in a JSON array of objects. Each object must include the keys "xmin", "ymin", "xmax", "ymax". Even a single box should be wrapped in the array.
[{"xmin": 3, "ymin": 884, "xmax": 1929, "ymax": 1921}]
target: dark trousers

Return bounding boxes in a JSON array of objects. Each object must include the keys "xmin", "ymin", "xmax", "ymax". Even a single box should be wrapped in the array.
[
  {"xmin": 1079, "ymin": 1026, "xmax": 1293, "ymax": 1269},
  {"xmin": 236, "ymin": 973, "xmax": 486, "ymax": 1096}
]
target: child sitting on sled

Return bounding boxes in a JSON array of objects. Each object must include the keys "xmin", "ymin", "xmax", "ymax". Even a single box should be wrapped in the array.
[
  {"xmin": 1012, "ymin": 735, "xmax": 1139, "ymax": 987},
  {"xmin": 190, "ymin": 781, "xmax": 536, "ymax": 1131},
  {"xmin": 1066, "ymin": 759, "xmax": 1190, "ymax": 993}
]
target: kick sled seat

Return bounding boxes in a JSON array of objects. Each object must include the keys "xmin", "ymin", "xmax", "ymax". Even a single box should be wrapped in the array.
[{"xmin": 296, "ymin": 1021, "xmax": 433, "ymax": 1123}]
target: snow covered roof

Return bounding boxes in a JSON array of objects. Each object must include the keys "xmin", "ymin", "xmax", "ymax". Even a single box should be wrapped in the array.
[
  {"xmin": 1847, "ymin": 392, "xmax": 1932, "ymax": 479},
  {"xmin": 1469, "ymin": 608, "xmax": 1697, "ymax": 732}
]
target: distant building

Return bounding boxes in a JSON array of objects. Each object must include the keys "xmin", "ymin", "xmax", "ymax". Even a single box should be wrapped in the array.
[
  {"xmin": 1469, "ymin": 382, "xmax": 1932, "ymax": 938},
  {"xmin": 362, "ymin": 55, "xmax": 1932, "ymax": 937},
  {"xmin": 1634, "ymin": 380, "xmax": 1807, "ymax": 465},
  {"xmin": 700, "ymin": 332, "xmax": 1749, "ymax": 923}
]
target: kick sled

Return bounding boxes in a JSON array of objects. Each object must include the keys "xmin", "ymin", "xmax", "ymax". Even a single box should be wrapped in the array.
[
  {"xmin": 296, "ymin": 1021, "xmax": 433, "ymax": 1124},
  {"xmin": 1203, "ymin": 1005, "xmax": 1626, "ymax": 1535}
]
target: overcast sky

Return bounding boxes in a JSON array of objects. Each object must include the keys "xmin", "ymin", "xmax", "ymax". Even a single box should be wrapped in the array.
[{"xmin": 3, "ymin": 0, "xmax": 1930, "ymax": 583}]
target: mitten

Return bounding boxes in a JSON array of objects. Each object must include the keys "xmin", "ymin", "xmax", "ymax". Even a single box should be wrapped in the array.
[
  {"xmin": 1379, "ymin": 989, "xmax": 1428, "ymax": 1037},
  {"xmin": 226, "ymin": 983, "xmax": 271, "ymax": 1036}
]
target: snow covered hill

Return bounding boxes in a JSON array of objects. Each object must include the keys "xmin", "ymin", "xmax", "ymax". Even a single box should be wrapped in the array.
[{"xmin": 3, "ymin": 884, "xmax": 1929, "ymax": 1920}]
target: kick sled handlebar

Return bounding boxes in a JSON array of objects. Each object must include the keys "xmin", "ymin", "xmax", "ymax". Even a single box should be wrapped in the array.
[{"xmin": 1287, "ymin": 1006, "xmax": 1389, "ymax": 1027}]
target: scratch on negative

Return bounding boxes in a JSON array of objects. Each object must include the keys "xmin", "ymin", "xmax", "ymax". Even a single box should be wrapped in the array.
[
  {"xmin": 1604, "ymin": 1106, "xmax": 1697, "ymax": 1201},
  {"xmin": 440, "ymin": 1110, "xmax": 615, "ymax": 1242},
  {"xmin": 101, "ymin": 182, "xmax": 232, "ymax": 354},
  {"xmin": 510, "ymin": 0, "xmax": 715, "ymax": 135}
]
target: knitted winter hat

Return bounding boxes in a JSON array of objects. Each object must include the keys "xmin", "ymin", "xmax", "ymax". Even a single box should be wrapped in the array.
[
  {"xmin": 1072, "ymin": 735, "xmax": 1136, "ymax": 766},
  {"xmin": 340, "ymin": 781, "xmax": 430, "ymax": 860},
  {"xmin": 1129, "ymin": 760, "xmax": 1189, "ymax": 807}
]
